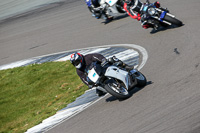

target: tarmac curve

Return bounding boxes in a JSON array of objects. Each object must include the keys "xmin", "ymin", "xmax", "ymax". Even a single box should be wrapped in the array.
[{"xmin": 1, "ymin": 0, "xmax": 200, "ymax": 133}]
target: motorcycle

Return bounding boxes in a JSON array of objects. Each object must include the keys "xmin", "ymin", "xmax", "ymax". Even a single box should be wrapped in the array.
[
  {"xmin": 85, "ymin": 0, "xmax": 126, "ymax": 20},
  {"xmin": 131, "ymin": 0, "xmax": 183, "ymax": 29},
  {"xmin": 86, "ymin": 61, "xmax": 147, "ymax": 99}
]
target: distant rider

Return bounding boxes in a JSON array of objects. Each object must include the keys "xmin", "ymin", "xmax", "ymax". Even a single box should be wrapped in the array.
[
  {"xmin": 84, "ymin": 0, "xmax": 113, "ymax": 22},
  {"xmin": 123, "ymin": 0, "xmax": 160, "ymax": 29},
  {"xmin": 70, "ymin": 52, "xmax": 133, "ymax": 96}
]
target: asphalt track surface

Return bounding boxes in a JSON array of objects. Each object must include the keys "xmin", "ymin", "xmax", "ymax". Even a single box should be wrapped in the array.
[{"xmin": 1, "ymin": 0, "xmax": 200, "ymax": 133}]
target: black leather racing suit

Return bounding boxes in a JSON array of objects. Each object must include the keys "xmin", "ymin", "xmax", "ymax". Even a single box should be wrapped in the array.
[
  {"xmin": 76, "ymin": 53, "xmax": 105, "ymax": 86},
  {"xmin": 76, "ymin": 53, "xmax": 133, "ymax": 88}
]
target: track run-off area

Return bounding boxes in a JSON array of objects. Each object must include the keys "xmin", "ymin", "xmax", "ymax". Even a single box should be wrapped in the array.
[
  {"xmin": 0, "ymin": 44, "xmax": 145, "ymax": 133},
  {"xmin": 0, "ymin": 0, "xmax": 200, "ymax": 133}
]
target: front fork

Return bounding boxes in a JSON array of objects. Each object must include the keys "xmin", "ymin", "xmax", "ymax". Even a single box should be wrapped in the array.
[{"xmin": 153, "ymin": 8, "xmax": 175, "ymax": 25}]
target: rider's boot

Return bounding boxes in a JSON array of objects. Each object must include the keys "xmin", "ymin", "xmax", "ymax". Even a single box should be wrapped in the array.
[
  {"xmin": 103, "ymin": 15, "xmax": 113, "ymax": 23},
  {"xmin": 96, "ymin": 88, "xmax": 107, "ymax": 97},
  {"xmin": 147, "ymin": 19, "xmax": 160, "ymax": 30},
  {"xmin": 153, "ymin": 23, "xmax": 159, "ymax": 30}
]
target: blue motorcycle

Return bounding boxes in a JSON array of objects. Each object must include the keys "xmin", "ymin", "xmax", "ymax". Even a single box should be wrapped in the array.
[{"xmin": 141, "ymin": 0, "xmax": 183, "ymax": 28}]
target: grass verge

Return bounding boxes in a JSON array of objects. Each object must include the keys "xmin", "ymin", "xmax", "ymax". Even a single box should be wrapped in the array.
[{"xmin": 0, "ymin": 61, "xmax": 88, "ymax": 133}]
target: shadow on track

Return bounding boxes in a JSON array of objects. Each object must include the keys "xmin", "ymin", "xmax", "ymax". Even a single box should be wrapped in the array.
[
  {"xmin": 150, "ymin": 24, "xmax": 184, "ymax": 34},
  {"xmin": 105, "ymin": 81, "xmax": 153, "ymax": 102},
  {"xmin": 102, "ymin": 14, "xmax": 129, "ymax": 25}
]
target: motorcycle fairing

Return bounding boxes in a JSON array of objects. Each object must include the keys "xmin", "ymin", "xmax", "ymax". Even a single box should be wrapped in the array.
[
  {"xmin": 99, "ymin": 0, "xmax": 125, "ymax": 17},
  {"xmin": 105, "ymin": 66, "xmax": 129, "ymax": 89},
  {"xmin": 105, "ymin": 0, "xmax": 118, "ymax": 6},
  {"xmin": 160, "ymin": 11, "xmax": 167, "ymax": 21},
  {"xmin": 106, "ymin": 5, "xmax": 120, "ymax": 14}
]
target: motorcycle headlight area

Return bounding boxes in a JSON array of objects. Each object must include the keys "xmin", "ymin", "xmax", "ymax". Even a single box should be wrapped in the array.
[{"xmin": 148, "ymin": 8, "xmax": 156, "ymax": 15}]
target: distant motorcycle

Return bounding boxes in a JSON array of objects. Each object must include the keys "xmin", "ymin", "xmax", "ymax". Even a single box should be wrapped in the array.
[
  {"xmin": 86, "ymin": 0, "xmax": 126, "ymax": 20},
  {"xmin": 86, "ymin": 61, "xmax": 147, "ymax": 99},
  {"xmin": 132, "ymin": 0, "xmax": 183, "ymax": 29}
]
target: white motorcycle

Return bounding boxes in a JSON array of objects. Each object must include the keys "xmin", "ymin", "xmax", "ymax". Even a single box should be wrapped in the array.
[
  {"xmin": 85, "ymin": 0, "xmax": 126, "ymax": 20},
  {"xmin": 86, "ymin": 61, "xmax": 147, "ymax": 99}
]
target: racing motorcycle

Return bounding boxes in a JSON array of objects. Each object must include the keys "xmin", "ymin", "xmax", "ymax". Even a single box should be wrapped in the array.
[
  {"xmin": 86, "ymin": 61, "xmax": 147, "ymax": 99},
  {"xmin": 85, "ymin": 0, "xmax": 125, "ymax": 20},
  {"xmin": 133, "ymin": 0, "xmax": 183, "ymax": 29}
]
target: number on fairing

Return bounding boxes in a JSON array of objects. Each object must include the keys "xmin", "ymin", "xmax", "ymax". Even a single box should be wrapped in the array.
[
  {"xmin": 143, "ymin": 6, "xmax": 148, "ymax": 12},
  {"xmin": 105, "ymin": 0, "xmax": 117, "ymax": 6},
  {"xmin": 88, "ymin": 68, "xmax": 99, "ymax": 83}
]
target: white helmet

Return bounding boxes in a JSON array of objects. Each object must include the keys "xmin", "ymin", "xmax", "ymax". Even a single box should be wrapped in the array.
[{"xmin": 70, "ymin": 52, "xmax": 83, "ymax": 69}]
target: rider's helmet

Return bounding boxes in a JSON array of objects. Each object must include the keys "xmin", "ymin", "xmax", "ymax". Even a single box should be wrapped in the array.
[
  {"xmin": 70, "ymin": 52, "xmax": 84, "ymax": 69},
  {"xmin": 154, "ymin": 1, "xmax": 160, "ymax": 8}
]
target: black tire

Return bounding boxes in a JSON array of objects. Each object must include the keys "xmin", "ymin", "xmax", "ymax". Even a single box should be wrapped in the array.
[
  {"xmin": 104, "ymin": 79, "xmax": 130, "ymax": 99},
  {"xmin": 164, "ymin": 14, "xmax": 183, "ymax": 26},
  {"xmin": 116, "ymin": 0, "xmax": 126, "ymax": 13},
  {"xmin": 135, "ymin": 71, "xmax": 147, "ymax": 87}
]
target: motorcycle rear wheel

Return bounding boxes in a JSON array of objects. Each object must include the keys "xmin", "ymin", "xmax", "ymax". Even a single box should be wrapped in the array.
[
  {"xmin": 104, "ymin": 79, "xmax": 130, "ymax": 99},
  {"xmin": 116, "ymin": 0, "xmax": 126, "ymax": 13},
  {"xmin": 164, "ymin": 14, "xmax": 183, "ymax": 26}
]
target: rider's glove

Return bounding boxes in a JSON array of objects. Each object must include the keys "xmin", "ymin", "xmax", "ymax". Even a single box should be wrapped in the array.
[{"xmin": 101, "ymin": 58, "xmax": 108, "ymax": 66}]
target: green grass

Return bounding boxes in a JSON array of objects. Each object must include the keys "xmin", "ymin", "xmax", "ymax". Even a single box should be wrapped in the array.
[{"xmin": 0, "ymin": 61, "xmax": 88, "ymax": 133}]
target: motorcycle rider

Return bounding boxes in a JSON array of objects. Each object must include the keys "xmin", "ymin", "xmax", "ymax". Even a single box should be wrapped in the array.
[
  {"xmin": 123, "ymin": 0, "xmax": 160, "ymax": 29},
  {"xmin": 84, "ymin": 0, "xmax": 113, "ymax": 23},
  {"xmin": 70, "ymin": 52, "xmax": 134, "ymax": 96}
]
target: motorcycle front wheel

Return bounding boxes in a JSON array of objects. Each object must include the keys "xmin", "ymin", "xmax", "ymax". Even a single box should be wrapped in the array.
[
  {"xmin": 104, "ymin": 79, "xmax": 130, "ymax": 99},
  {"xmin": 135, "ymin": 71, "xmax": 147, "ymax": 87},
  {"xmin": 164, "ymin": 14, "xmax": 183, "ymax": 26}
]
